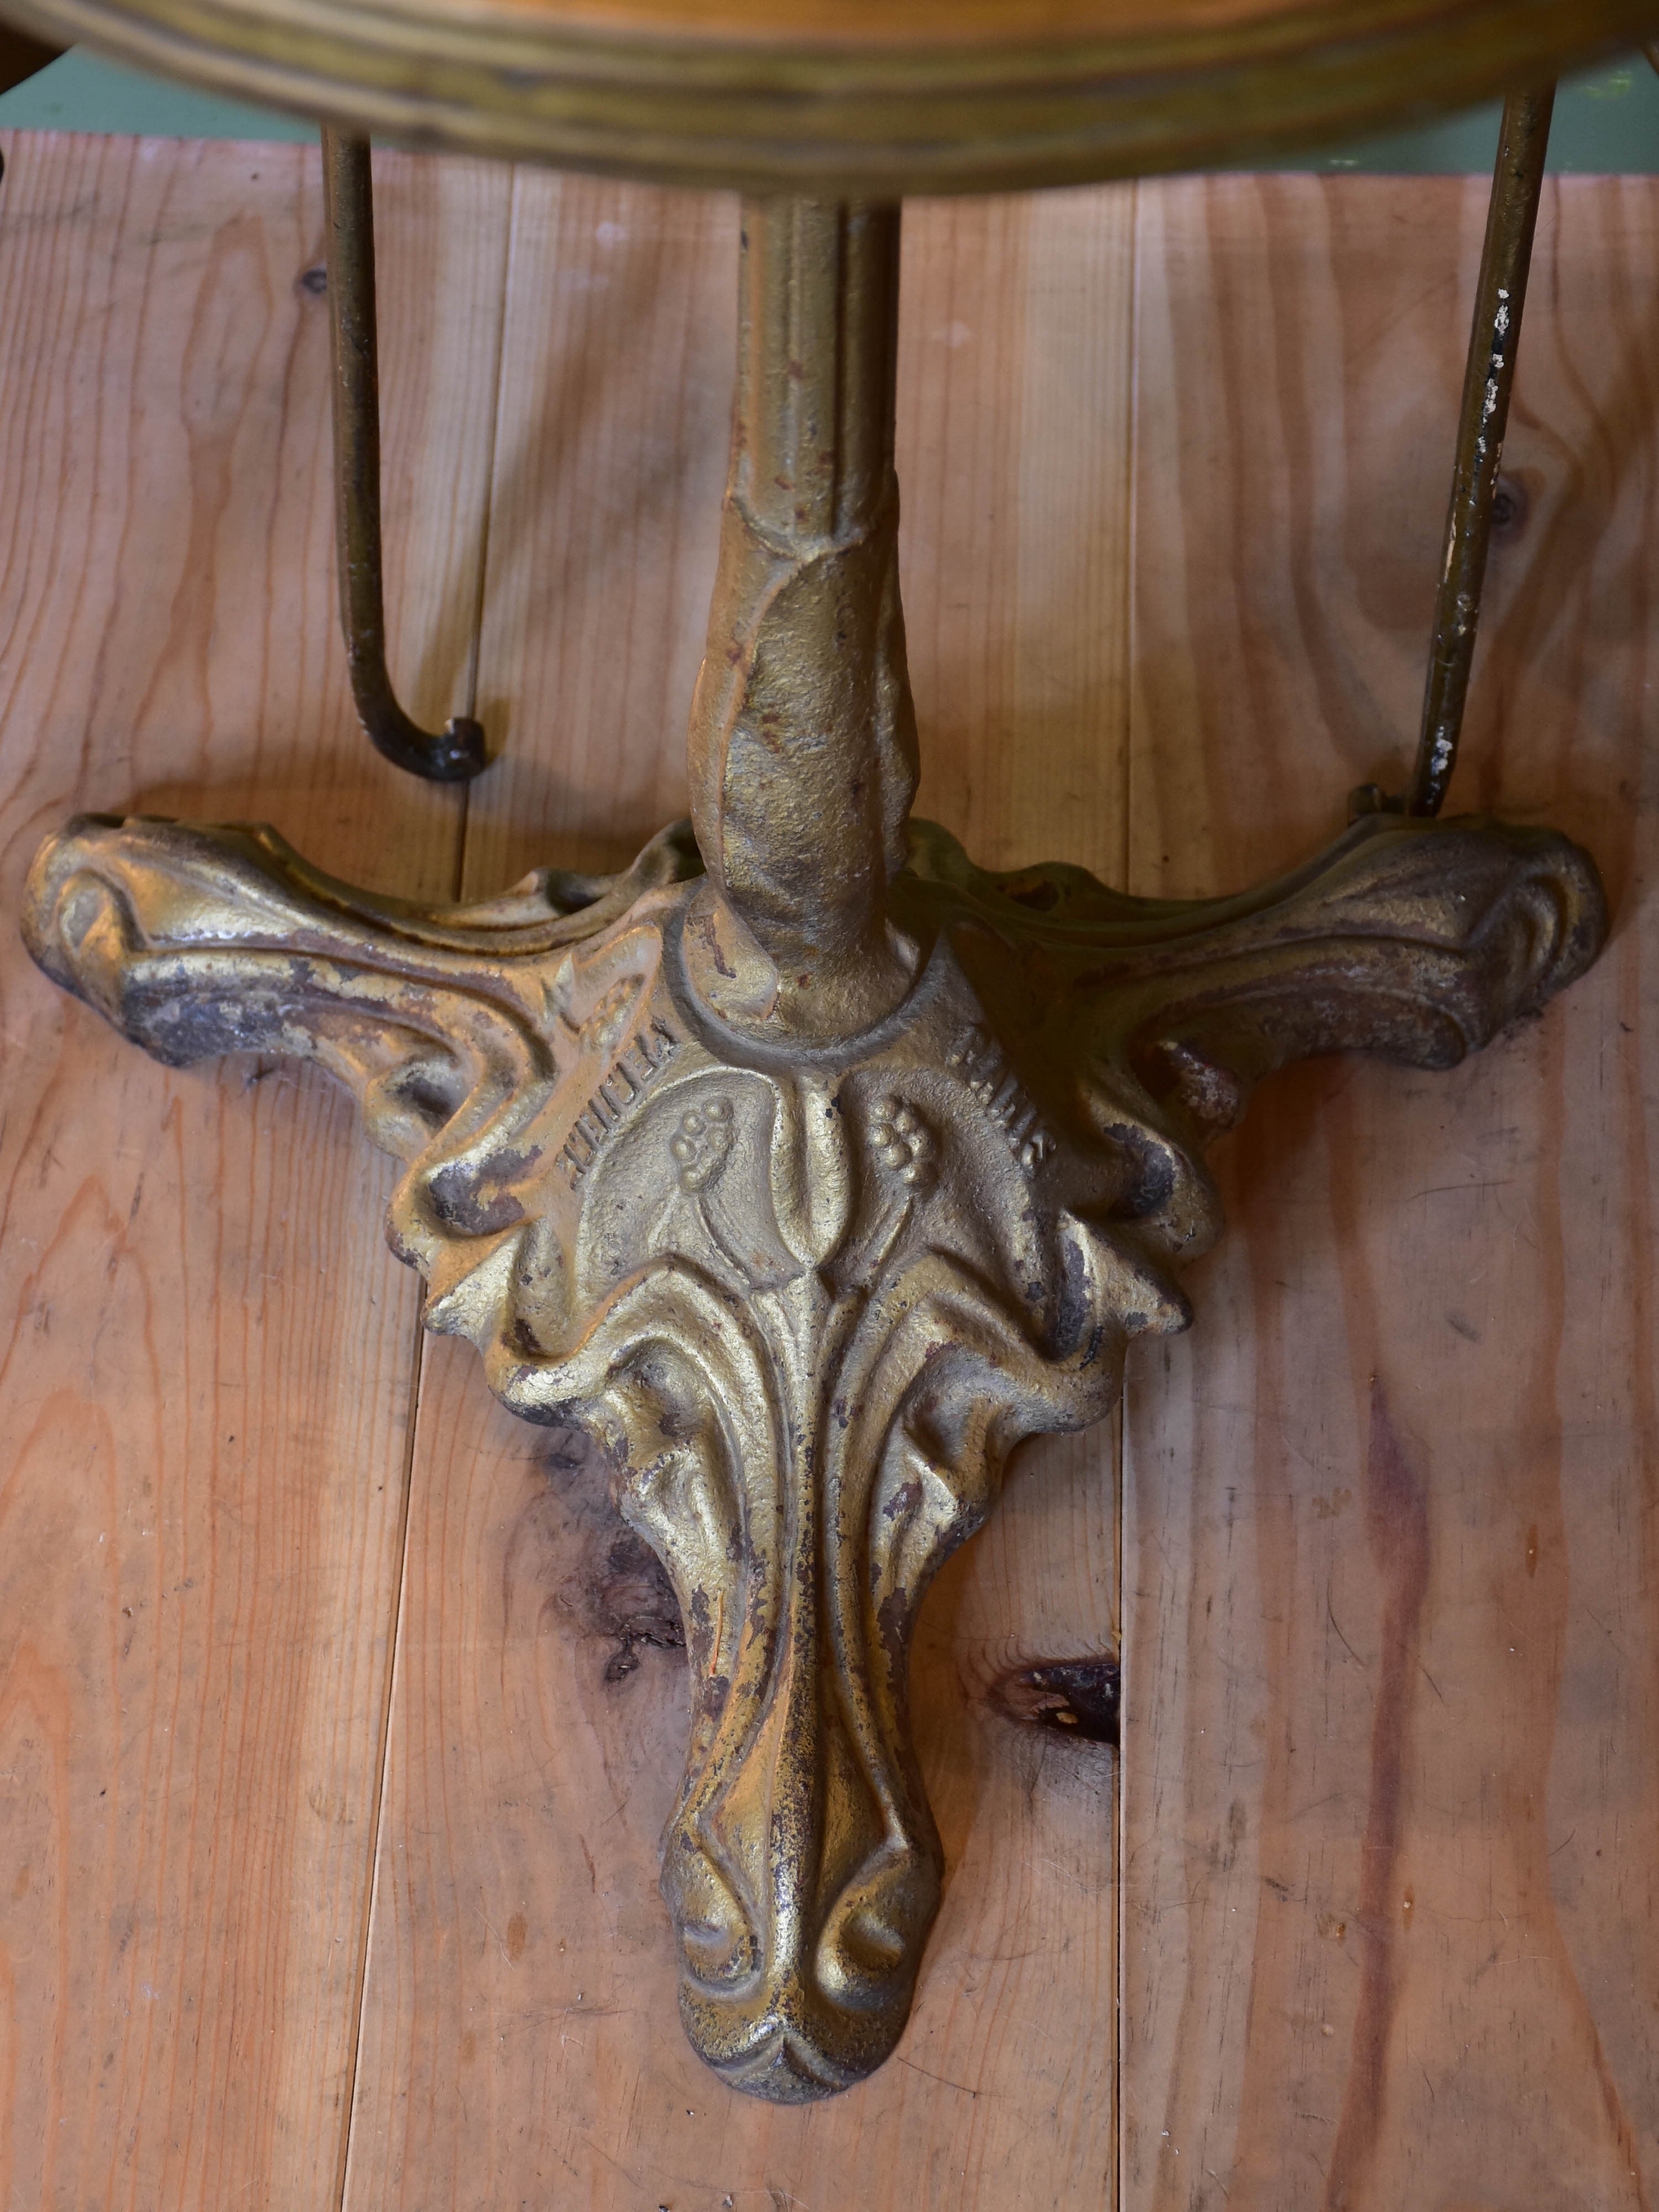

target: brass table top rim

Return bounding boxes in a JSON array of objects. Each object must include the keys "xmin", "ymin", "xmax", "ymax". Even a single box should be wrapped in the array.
[
  {"xmin": 3, "ymin": 0, "xmax": 1656, "ymax": 192},
  {"xmin": 15, "ymin": 0, "xmax": 1648, "ymax": 85}
]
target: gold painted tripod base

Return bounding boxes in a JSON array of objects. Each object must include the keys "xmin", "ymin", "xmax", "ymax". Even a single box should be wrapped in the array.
[
  {"xmin": 22, "ymin": 801, "xmax": 1605, "ymax": 2098},
  {"xmin": 19, "ymin": 197, "xmax": 1609, "ymax": 2101}
]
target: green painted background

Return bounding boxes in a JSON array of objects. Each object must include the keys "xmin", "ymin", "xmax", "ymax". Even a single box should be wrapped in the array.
[{"xmin": 1, "ymin": 44, "xmax": 1658, "ymax": 167}]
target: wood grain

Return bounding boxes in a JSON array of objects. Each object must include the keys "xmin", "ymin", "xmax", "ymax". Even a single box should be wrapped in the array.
[
  {"xmin": 4, "ymin": 144, "xmax": 1658, "ymax": 2212},
  {"xmin": 1121, "ymin": 175, "xmax": 1659, "ymax": 2210},
  {"xmin": 0, "ymin": 133, "xmax": 505, "ymax": 2209},
  {"xmin": 339, "ymin": 179, "xmax": 1135, "ymax": 2211},
  {"xmin": 460, "ymin": 169, "xmax": 733, "ymax": 890}
]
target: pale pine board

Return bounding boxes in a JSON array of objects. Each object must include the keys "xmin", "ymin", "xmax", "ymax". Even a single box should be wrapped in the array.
[
  {"xmin": 7, "ymin": 147, "xmax": 1656, "ymax": 2212},
  {"xmin": 1121, "ymin": 176, "xmax": 1659, "ymax": 2209},
  {"xmin": 460, "ymin": 171, "xmax": 734, "ymax": 888},
  {"xmin": 0, "ymin": 135, "xmax": 505, "ymax": 2208},
  {"xmin": 341, "ymin": 181, "xmax": 1134, "ymax": 2210}
]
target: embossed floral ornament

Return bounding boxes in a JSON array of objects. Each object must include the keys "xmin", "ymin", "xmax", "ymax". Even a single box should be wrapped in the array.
[
  {"xmin": 23, "ymin": 794, "xmax": 1605, "ymax": 2098},
  {"xmin": 20, "ymin": 199, "xmax": 1608, "ymax": 2101}
]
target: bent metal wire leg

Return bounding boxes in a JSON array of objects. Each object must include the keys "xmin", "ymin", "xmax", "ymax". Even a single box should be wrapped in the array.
[
  {"xmin": 321, "ymin": 127, "xmax": 488, "ymax": 782},
  {"xmin": 22, "ymin": 194, "xmax": 1609, "ymax": 2100},
  {"xmin": 1406, "ymin": 84, "xmax": 1555, "ymax": 816}
]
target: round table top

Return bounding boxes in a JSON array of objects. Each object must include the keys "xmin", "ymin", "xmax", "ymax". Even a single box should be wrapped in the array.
[{"xmin": 2, "ymin": 0, "xmax": 1654, "ymax": 192}]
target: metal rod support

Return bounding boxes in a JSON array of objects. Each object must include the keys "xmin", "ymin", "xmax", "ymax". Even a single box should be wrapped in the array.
[
  {"xmin": 1407, "ymin": 84, "xmax": 1554, "ymax": 817},
  {"xmin": 321, "ymin": 127, "xmax": 488, "ymax": 783}
]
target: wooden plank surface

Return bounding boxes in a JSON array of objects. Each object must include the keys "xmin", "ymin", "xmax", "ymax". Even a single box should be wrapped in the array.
[
  {"xmin": 0, "ymin": 134, "xmax": 505, "ymax": 2209},
  {"xmin": 1, "ymin": 141, "xmax": 1656, "ymax": 2212},
  {"xmin": 1121, "ymin": 175, "xmax": 1659, "ymax": 2210},
  {"xmin": 340, "ymin": 178, "xmax": 1135, "ymax": 2212},
  {"xmin": 460, "ymin": 173, "xmax": 733, "ymax": 888}
]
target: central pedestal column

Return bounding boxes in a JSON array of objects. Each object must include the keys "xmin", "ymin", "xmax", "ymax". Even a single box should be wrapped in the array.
[{"xmin": 685, "ymin": 199, "xmax": 917, "ymax": 1040}]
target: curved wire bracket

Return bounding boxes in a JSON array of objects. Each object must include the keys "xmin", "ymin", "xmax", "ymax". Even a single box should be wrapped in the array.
[{"xmin": 321, "ymin": 128, "xmax": 489, "ymax": 783}]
